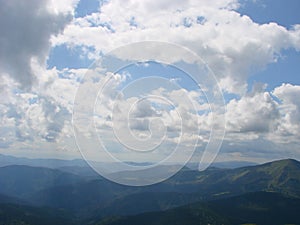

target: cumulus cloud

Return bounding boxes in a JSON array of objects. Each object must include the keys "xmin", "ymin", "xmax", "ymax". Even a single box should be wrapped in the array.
[
  {"xmin": 226, "ymin": 88, "xmax": 279, "ymax": 134},
  {"xmin": 131, "ymin": 99, "xmax": 161, "ymax": 118},
  {"xmin": 0, "ymin": 64, "xmax": 83, "ymax": 152},
  {"xmin": 1, "ymin": 0, "xmax": 300, "ymax": 162},
  {"xmin": 271, "ymin": 83, "xmax": 300, "ymax": 142},
  {"xmin": 222, "ymin": 83, "xmax": 300, "ymax": 149},
  {"xmin": 52, "ymin": 0, "xmax": 300, "ymax": 94},
  {"xmin": 0, "ymin": 0, "xmax": 74, "ymax": 89},
  {"xmin": 273, "ymin": 83, "xmax": 300, "ymax": 107},
  {"xmin": 0, "ymin": 0, "xmax": 82, "ymax": 151}
]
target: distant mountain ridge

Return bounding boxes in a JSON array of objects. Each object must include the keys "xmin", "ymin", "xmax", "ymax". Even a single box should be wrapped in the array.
[
  {"xmin": 0, "ymin": 154, "xmax": 88, "ymax": 168},
  {"xmin": 0, "ymin": 153, "xmax": 259, "ymax": 169},
  {"xmin": 0, "ymin": 165, "xmax": 84, "ymax": 199},
  {"xmin": 0, "ymin": 157, "xmax": 299, "ymax": 224},
  {"xmin": 187, "ymin": 160, "xmax": 258, "ymax": 169}
]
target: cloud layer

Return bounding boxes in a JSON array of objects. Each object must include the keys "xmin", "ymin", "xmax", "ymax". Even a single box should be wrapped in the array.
[
  {"xmin": 0, "ymin": 0, "xmax": 300, "ymax": 162},
  {"xmin": 53, "ymin": 0, "xmax": 300, "ymax": 94}
]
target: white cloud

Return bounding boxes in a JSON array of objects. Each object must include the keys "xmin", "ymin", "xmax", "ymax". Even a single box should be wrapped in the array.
[
  {"xmin": 52, "ymin": 0, "xmax": 300, "ymax": 94},
  {"xmin": 1, "ymin": 0, "xmax": 300, "ymax": 163},
  {"xmin": 273, "ymin": 83, "xmax": 300, "ymax": 107},
  {"xmin": 270, "ymin": 84, "xmax": 300, "ymax": 143},
  {"xmin": 0, "ymin": 64, "xmax": 84, "ymax": 154},
  {"xmin": 226, "ymin": 89, "xmax": 279, "ymax": 134},
  {"xmin": 222, "ymin": 83, "xmax": 300, "ymax": 151},
  {"xmin": 47, "ymin": 0, "xmax": 79, "ymax": 15}
]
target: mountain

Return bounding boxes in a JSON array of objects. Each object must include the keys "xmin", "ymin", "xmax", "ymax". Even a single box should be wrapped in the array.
[
  {"xmin": 161, "ymin": 158, "xmax": 300, "ymax": 199},
  {"xmin": 0, "ymin": 203, "xmax": 75, "ymax": 225},
  {"xmin": 253, "ymin": 159, "xmax": 300, "ymax": 197},
  {"xmin": 29, "ymin": 178, "xmax": 203, "ymax": 219},
  {"xmin": 208, "ymin": 191, "xmax": 300, "ymax": 225},
  {"xmin": 0, "ymin": 165, "xmax": 84, "ymax": 198},
  {"xmin": 0, "ymin": 193, "xmax": 28, "ymax": 205},
  {"xmin": 96, "ymin": 191, "xmax": 300, "ymax": 225},
  {"xmin": 0, "ymin": 154, "xmax": 129, "ymax": 174},
  {"xmin": 0, "ymin": 154, "xmax": 88, "ymax": 169},
  {"xmin": 57, "ymin": 166, "xmax": 101, "ymax": 179},
  {"xmin": 95, "ymin": 205, "xmax": 229, "ymax": 225},
  {"xmin": 89, "ymin": 192, "xmax": 200, "ymax": 221},
  {"xmin": 24, "ymin": 158, "xmax": 300, "ymax": 220},
  {"xmin": 29, "ymin": 179, "xmax": 136, "ymax": 219},
  {"xmin": 187, "ymin": 160, "xmax": 258, "ymax": 169},
  {"xmin": 0, "ymin": 157, "xmax": 299, "ymax": 224},
  {"xmin": 210, "ymin": 160, "xmax": 258, "ymax": 168}
]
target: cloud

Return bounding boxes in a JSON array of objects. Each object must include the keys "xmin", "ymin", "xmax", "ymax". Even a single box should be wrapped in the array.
[
  {"xmin": 271, "ymin": 83, "xmax": 300, "ymax": 142},
  {"xmin": 0, "ymin": 0, "xmax": 74, "ymax": 89},
  {"xmin": 273, "ymin": 83, "xmax": 300, "ymax": 107},
  {"xmin": 226, "ymin": 88, "xmax": 279, "ymax": 134},
  {"xmin": 213, "ymin": 84, "xmax": 300, "ymax": 161},
  {"xmin": 0, "ymin": 64, "xmax": 84, "ymax": 152},
  {"xmin": 223, "ymin": 83, "xmax": 300, "ymax": 148},
  {"xmin": 1, "ymin": 0, "xmax": 300, "ymax": 162},
  {"xmin": 131, "ymin": 99, "xmax": 161, "ymax": 118},
  {"xmin": 52, "ymin": 0, "xmax": 300, "ymax": 94}
]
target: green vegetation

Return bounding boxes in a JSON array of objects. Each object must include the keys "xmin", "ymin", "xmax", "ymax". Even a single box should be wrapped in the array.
[
  {"xmin": 0, "ymin": 203, "xmax": 74, "ymax": 225},
  {"xmin": 0, "ymin": 158, "xmax": 299, "ymax": 225},
  {"xmin": 96, "ymin": 192, "xmax": 300, "ymax": 225}
]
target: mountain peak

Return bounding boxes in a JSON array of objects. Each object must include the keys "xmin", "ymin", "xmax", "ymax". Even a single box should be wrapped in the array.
[{"xmin": 262, "ymin": 158, "xmax": 300, "ymax": 170}]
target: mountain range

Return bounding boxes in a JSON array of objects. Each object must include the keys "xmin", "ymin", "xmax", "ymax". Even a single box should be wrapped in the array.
[
  {"xmin": 99, "ymin": 191, "xmax": 300, "ymax": 225},
  {"xmin": 0, "ymin": 154, "xmax": 299, "ymax": 225}
]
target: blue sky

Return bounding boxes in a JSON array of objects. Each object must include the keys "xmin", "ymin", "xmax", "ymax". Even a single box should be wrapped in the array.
[
  {"xmin": 0, "ymin": 0, "xmax": 300, "ymax": 166},
  {"xmin": 238, "ymin": 0, "xmax": 300, "ymax": 92},
  {"xmin": 238, "ymin": 0, "xmax": 300, "ymax": 28}
]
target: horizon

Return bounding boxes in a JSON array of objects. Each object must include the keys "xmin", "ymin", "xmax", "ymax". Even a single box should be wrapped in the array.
[
  {"xmin": 0, "ymin": 0, "xmax": 300, "ymax": 185},
  {"xmin": 0, "ymin": 151, "xmax": 298, "ymax": 166}
]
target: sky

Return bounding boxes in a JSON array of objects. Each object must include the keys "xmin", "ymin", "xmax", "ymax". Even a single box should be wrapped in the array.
[{"xmin": 0, "ymin": 0, "xmax": 300, "ymax": 166}]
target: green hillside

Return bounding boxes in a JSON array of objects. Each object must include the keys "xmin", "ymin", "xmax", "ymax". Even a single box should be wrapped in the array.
[
  {"xmin": 0, "ymin": 165, "xmax": 84, "ymax": 198},
  {"xmin": 96, "ymin": 191, "xmax": 300, "ymax": 225},
  {"xmin": 172, "ymin": 158, "xmax": 300, "ymax": 199},
  {"xmin": 0, "ymin": 203, "xmax": 75, "ymax": 225},
  {"xmin": 0, "ymin": 158, "xmax": 299, "ymax": 224}
]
